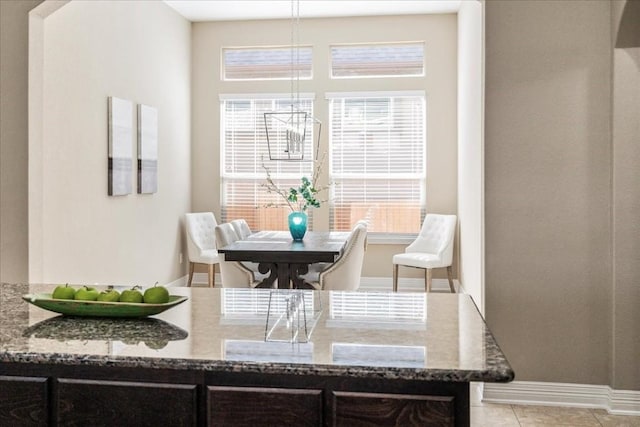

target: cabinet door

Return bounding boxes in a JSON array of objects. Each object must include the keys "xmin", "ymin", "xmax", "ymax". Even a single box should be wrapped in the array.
[
  {"xmin": 331, "ymin": 390, "xmax": 455, "ymax": 427},
  {"xmin": 0, "ymin": 375, "xmax": 48, "ymax": 426},
  {"xmin": 208, "ymin": 385, "xmax": 322, "ymax": 427},
  {"xmin": 56, "ymin": 378, "xmax": 197, "ymax": 427}
]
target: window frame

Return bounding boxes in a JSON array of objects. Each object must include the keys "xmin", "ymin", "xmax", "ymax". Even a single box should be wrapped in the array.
[{"xmin": 326, "ymin": 90, "xmax": 427, "ymax": 244}]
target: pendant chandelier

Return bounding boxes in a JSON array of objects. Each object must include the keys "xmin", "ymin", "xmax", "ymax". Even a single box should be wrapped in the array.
[{"xmin": 263, "ymin": 0, "xmax": 321, "ymax": 161}]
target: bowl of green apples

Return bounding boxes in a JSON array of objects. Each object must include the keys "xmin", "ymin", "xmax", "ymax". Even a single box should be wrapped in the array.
[{"xmin": 23, "ymin": 283, "xmax": 187, "ymax": 318}]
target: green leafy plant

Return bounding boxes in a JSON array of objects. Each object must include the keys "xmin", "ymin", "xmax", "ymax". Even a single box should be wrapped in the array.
[{"xmin": 261, "ymin": 153, "xmax": 330, "ymax": 212}]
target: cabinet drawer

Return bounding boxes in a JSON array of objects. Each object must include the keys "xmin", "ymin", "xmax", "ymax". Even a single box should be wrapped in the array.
[
  {"xmin": 0, "ymin": 375, "xmax": 48, "ymax": 426},
  {"xmin": 332, "ymin": 390, "xmax": 455, "ymax": 427},
  {"xmin": 208, "ymin": 385, "xmax": 322, "ymax": 427},
  {"xmin": 56, "ymin": 378, "xmax": 197, "ymax": 426}
]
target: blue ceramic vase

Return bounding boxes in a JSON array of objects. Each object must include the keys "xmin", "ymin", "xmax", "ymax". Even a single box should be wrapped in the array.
[{"xmin": 288, "ymin": 211, "xmax": 308, "ymax": 241}]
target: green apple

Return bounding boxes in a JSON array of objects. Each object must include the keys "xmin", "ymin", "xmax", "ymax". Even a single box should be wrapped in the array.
[
  {"xmin": 143, "ymin": 283, "xmax": 170, "ymax": 304},
  {"xmin": 120, "ymin": 286, "xmax": 144, "ymax": 303},
  {"xmin": 74, "ymin": 286, "xmax": 99, "ymax": 301},
  {"xmin": 97, "ymin": 287, "xmax": 120, "ymax": 302},
  {"xmin": 52, "ymin": 284, "xmax": 76, "ymax": 300}
]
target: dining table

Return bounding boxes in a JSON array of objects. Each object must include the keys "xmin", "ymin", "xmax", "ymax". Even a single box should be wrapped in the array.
[{"xmin": 216, "ymin": 230, "xmax": 349, "ymax": 289}]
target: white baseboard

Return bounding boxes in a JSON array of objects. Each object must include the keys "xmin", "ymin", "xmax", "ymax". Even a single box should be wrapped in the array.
[
  {"xmin": 359, "ymin": 276, "xmax": 463, "ymax": 293},
  {"xmin": 172, "ymin": 274, "xmax": 461, "ymax": 292},
  {"xmin": 610, "ymin": 388, "xmax": 640, "ymax": 415},
  {"xmin": 166, "ymin": 276, "xmax": 188, "ymax": 287},
  {"xmin": 483, "ymin": 381, "xmax": 640, "ymax": 416},
  {"xmin": 169, "ymin": 273, "xmax": 221, "ymax": 287}
]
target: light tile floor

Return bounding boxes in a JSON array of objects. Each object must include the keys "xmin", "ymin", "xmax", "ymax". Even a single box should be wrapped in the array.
[
  {"xmin": 470, "ymin": 384, "xmax": 640, "ymax": 426},
  {"xmin": 471, "ymin": 403, "xmax": 640, "ymax": 427}
]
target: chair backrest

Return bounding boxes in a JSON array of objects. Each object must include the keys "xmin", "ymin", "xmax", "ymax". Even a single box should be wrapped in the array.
[
  {"xmin": 215, "ymin": 222, "xmax": 239, "ymax": 248},
  {"xmin": 214, "ymin": 223, "xmax": 255, "ymax": 288},
  {"xmin": 354, "ymin": 219, "xmax": 369, "ymax": 250},
  {"xmin": 320, "ymin": 223, "xmax": 368, "ymax": 291},
  {"xmin": 406, "ymin": 214, "xmax": 457, "ymax": 265},
  {"xmin": 230, "ymin": 219, "xmax": 252, "ymax": 239},
  {"xmin": 185, "ymin": 212, "xmax": 218, "ymax": 261}
]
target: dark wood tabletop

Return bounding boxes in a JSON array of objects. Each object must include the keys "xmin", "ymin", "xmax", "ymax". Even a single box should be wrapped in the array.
[
  {"xmin": 218, "ymin": 231, "xmax": 348, "ymax": 261},
  {"xmin": 217, "ymin": 231, "xmax": 349, "ymax": 288}
]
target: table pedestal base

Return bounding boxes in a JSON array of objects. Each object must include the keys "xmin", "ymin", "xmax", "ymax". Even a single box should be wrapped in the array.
[{"xmin": 255, "ymin": 263, "xmax": 314, "ymax": 289}]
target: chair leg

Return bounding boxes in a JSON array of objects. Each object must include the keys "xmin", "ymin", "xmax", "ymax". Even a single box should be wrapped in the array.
[
  {"xmin": 187, "ymin": 262, "xmax": 195, "ymax": 287},
  {"xmin": 447, "ymin": 266, "xmax": 455, "ymax": 293},
  {"xmin": 393, "ymin": 264, "xmax": 399, "ymax": 292},
  {"xmin": 425, "ymin": 268, "xmax": 433, "ymax": 293},
  {"xmin": 208, "ymin": 264, "xmax": 214, "ymax": 288}
]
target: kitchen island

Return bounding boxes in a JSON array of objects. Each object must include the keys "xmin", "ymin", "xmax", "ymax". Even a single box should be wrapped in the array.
[{"xmin": 1, "ymin": 283, "xmax": 513, "ymax": 426}]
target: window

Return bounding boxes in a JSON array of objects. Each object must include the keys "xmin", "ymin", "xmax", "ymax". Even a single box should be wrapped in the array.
[
  {"xmin": 327, "ymin": 91, "xmax": 425, "ymax": 236},
  {"xmin": 330, "ymin": 42, "xmax": 424, "ymax": 78},
  {"xmin": 220, "ymin": 94, "xmax": 315, "ymax": 230},
  {"xmin": 223, "ymin": 46, "xmax": 313, "ymax": 81}
]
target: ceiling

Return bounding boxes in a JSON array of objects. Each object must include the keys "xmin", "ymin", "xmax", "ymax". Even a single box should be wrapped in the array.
[{"xmin": 163, "ymin": 0, "xmax": 461, "ymax": 22}]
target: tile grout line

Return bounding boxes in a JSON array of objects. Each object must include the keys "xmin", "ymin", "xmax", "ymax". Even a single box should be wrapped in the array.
[
  {"xmin": 509, "ymin": 404, "xmax": 523, "ymax": 427},
  {"xmin": 588, "ymin": 408, "xmax": 605, "ymax": 427}
]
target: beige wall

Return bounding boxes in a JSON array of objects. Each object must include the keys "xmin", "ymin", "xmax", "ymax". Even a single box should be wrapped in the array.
[
  {"xmin": 28, "ymin": 0, "xmax": 191, "ymax": 284},
  {"xmin": 614, "ymin": 0, "xmax": 640, "ymax": 48},
  {"xmin": 486, "ymin": 0, "xmax": 639, "ymax": 391},
  {"xmin": 0, "ymin": 0, "xmax": 43, "ymax": 282},
  {"xmin": 612, "ymin": 1, "xmax": 640, "ymax": 392},
  {"xmin": 191, "ymin": 14, "xmax": 458, "ymax": 281},
  {"xmin": 612, "ymin": 46, "xmax": 640, "ymax": 391}
]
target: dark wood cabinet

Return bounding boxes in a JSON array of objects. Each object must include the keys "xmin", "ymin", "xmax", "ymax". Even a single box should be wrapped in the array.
[
  {"xmin": 0, "ymin": 364, "xmax": 469, "ymax": 426},
  {"xmin": 332, "ymin": 390, "xmax": 455, "ymax": 427},
  {"xmin": 0, "ymin": 375, "xmax": 49, "ymax": 426},
  {"xmin": 56, "ymin": 378, "xmax": 197, "ymax": 427},
  {"xmin": 208, "ymin": 385, "xmax": 322, "ymax": 426}
]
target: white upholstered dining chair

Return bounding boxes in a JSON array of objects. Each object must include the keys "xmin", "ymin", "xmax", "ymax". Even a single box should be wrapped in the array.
[
  {"xmin": 229, "ymin": 218, "xmax": 261, "ymax": 273},
  {"xmin": 230, "ymin": 219, "xmax": 252, "ymax": 239},
  {"xmin": 306, "ymin": 223, "xmax": 368, "ymax": 291},
  {"xmin": 392, "ymin": 214, "xmax": 457, "ymax": 293},
  {"xmin": 214, "ymin": 223, "xmax": 262, "ymax": 288},
  {"xmin": 185, "ymin": 212, "xmax": 220, "ymax": 287}
]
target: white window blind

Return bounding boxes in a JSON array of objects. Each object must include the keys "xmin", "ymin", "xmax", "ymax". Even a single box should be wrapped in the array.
[
  {"xmin": 329, "ymin": 291, "xmax": 426, "ymax": 328},
  {"xmin": 221, "ymin": 289, "xmax": 316, "ymax": 317},
  {"xmin": 328, "ymin": 92, "xmax": 425, "ymax": 235},
  {"xmin": 220, "ymin": 95, "xmax": 315, "ymax": 230},
  {"xmin": 223, "ymin": 46, "xmax": 313, "ymax": 81},
  {"xmin": 330, "ymin": 42, "xmax": 424, "ymax": 78}
]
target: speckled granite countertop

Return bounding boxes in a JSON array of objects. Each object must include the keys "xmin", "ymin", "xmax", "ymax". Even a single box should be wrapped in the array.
[{"xmin": 0, "ymin": 283, "xmax": 514, "ymax": 383}]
